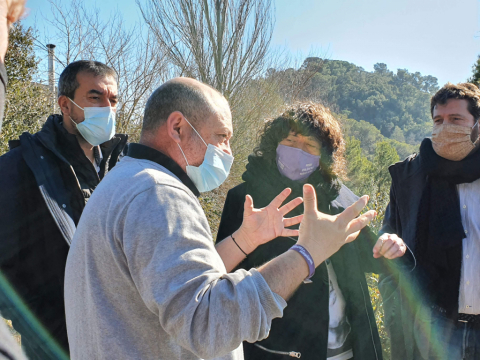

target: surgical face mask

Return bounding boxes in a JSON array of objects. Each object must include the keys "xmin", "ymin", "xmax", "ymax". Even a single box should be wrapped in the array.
[
  {"xmin": 177, "ymin": 117, "xmax": 234, "ymax": 193},
  {"xmin": 68, "ymin": 98, "xmax": 116, "ymax": 146},
  {"xmin": 432, "ymin": 121, "xmax": 480, "ymax": 161},
  {"xmin": 276, "ymin": 144, "xmax": 320, "ymax": 181}
]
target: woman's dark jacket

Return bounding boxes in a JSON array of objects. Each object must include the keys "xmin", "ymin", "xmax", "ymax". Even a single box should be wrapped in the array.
[
  {"xmin": 0, "ymin": 115, "xmax": 127, "ymax": 359},
  {"xmin": 217, "ymin": 156, "xmax": 385, "ymax": 360}
]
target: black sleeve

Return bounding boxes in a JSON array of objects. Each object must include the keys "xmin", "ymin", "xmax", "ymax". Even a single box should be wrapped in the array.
[
  {"xmin": 354, "ymin": 225, "xmax": 385, "ymax": 274},
  {"xmin": 0, "ymin": 62, "xmax": 7, "ymax": 132},
  {"xmin": 216, "ymin": 185, "xmax": 246, "ymax": 243},
  {"xmin": 355, "ymin": 181, "xmax": 415, "ymax": 274},
  {"xmin": 379, "ymin": 183, "xmax": 415, "ymax": 273},
  {"xmin": 380, "ymin": 184, "xmax": 400, "ymax": 237}
]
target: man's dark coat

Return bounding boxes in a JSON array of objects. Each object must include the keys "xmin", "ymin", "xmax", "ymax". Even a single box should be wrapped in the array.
[
  {"xmin": 0, "ymin": 115, "xmax": 127, "ymax": 359},
  {"xmin": 378, "ymin": 150, "xmax": 456, "ymax": 360}
]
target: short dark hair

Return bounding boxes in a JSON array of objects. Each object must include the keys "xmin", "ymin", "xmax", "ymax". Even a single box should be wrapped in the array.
[
  {"xmin": 57, "ymin": 60, "xmax": 116, "ymax": 99},
  {"xmin": 254, "ymin": 102, "xmax": 347, "ymax": 180},
  {"xmin": 142, "ymin": 81, "xmax": 220, "ymax": 133},
  {"xmin": 431, "ymin": 82, "xmax": 480, "ymax": 120}
]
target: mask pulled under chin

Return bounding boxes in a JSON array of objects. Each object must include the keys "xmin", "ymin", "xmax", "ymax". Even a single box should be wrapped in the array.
[{"xmin": 432, "ymin": 123, "xmax": 480, "ymax": 161}]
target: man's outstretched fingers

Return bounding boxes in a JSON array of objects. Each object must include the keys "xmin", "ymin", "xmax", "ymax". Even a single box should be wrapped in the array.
[
  {"xmin": 284, "ymin": 214, "xmax": 303, "ymax": 227},
  {"xmin": 279, "ymin": 197, "xmax": 303, "ymax": 216},
  {"xmin": 346, "ymin": 210, "xmax": 376, "ymax": 235},
  {"xmin": 243, "ymin": 194, "xmax": 254, "ymax": 217},
  {"xmin": 303, "ymin": 184, "xmax": 317, "ymax": 213},
  {"xmin": 269, "ymin": 188, "xmax": 292, "ymax": 209},
  {"xmin": 345, "ymin": 230, "xmax": 361, "ymax": 243},
  {"xmin": 282, "ymin": 228, "xmax": 300, "ymax": 237},
  {"xmin": 338, "ymin": 195, "xmax": 369, "ymax": 226}
]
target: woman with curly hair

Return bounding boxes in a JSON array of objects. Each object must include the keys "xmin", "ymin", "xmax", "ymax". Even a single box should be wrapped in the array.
[{"xmin": 217, "ymin": 103, "xmax": 384, "ymax": 360}]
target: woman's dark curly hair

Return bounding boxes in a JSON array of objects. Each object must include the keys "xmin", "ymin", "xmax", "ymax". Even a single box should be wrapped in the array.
[{"xmin": 254, "ymin": 102, "xmax": 347, "ymax": 180}]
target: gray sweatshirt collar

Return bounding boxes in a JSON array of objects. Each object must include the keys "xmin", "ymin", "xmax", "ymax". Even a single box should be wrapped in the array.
[{"xmin": 127, "ymin": 143, "xmax": 200, "ymax": 197}]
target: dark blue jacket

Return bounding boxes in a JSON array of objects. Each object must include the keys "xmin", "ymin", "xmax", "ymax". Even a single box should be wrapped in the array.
[
  {"xmin": 379, "ymin": 151, "xmax": 433, "ymax": 360},
  {"xmin": 0, "ymin": 115, "xmax": 127, "ymax": 359}
]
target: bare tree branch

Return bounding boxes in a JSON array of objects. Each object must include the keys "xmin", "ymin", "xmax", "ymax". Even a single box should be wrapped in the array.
[
  {"xmin": 35, "ymin": 0, "xmax": 169, "ymax": 138},
  {"xmin": 138, "ymin": 0, "xmax": 274, "ymax": 108}
]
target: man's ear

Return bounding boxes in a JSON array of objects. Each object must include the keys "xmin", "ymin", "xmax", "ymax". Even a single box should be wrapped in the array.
[
  {"xmin": 166, "ymin": 111, "xmax": 186, "ymax": 143},
  {"xmin": 58, "ymin": 95, "xmax": 71, "ymax": 116},
  {"xmin": 471, "ymin": 120, "xmax": 479, "ymax": 142}
]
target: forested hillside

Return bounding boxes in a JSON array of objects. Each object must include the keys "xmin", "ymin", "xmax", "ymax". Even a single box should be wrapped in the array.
[{"xmin": 270, "ymin": 57, "xmax": 438, "ymax": 146}]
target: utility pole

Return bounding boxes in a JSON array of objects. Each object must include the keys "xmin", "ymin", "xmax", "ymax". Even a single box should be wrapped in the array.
[{"xmin": 46, "ymin": 44, "xmax": 56, "ymax": 113}]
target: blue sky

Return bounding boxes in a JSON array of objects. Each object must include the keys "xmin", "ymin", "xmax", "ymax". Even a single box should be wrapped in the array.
[{"xmin": 23, "ymin": 0, "xmax": 480, "ymax": 87}]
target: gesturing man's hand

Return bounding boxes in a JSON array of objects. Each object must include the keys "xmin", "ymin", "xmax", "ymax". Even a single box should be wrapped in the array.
[
  {"xmin": 297, "ymin": 184, "xmax": 376, "ymax": 266},
  {"xmin": 235, "ymin": 188, "xmax": 303, "ymax": 254}
]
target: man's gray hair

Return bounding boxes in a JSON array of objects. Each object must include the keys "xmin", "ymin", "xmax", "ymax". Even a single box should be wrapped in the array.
[
  {"xmin": 58, "ymin": 60, "xmax": 116, "ymax": 99},
  {"xmin": 142, "ymin": 81, "xmax": 220, "ymax": 133}
]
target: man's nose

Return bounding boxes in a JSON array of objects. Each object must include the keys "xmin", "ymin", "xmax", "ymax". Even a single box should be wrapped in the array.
[
  {"xmin": 98, "ymin": 98, "xmax": 110, "ymax": 107},
  {"xmin": 222, "ymin": 143, "xmax": 232, "ymax": 156}
]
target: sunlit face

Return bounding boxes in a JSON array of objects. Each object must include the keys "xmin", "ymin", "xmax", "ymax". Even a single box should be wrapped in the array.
[
  {"xmin": 60, "ymin": 71, "xmax": 118, "ymax": 136},
  {"xmin": 432, "ymin": 99, "xmax": 476, "ymax": 128},
  {"xmin": 279, "ymin": 131, "xmax": 321, "ymax": 156},
  {"xmin": 181, "ymin": 97, "xmax": 233, "ymax": 167}
]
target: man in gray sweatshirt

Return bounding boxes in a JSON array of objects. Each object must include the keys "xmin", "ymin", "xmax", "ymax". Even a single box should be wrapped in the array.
[{"xmin": 64, "ymin": 77, "xmax": 376, "ymax": 360}]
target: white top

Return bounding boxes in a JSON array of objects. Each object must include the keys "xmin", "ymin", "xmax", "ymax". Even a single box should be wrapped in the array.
[
  {"xmin": 325, "ymin": 259, "xmax": 353, "ymax": 360},
  {"xmin": 457, "ymin": 177, "xmax": 480, "ymax": 315},
  {"xmin": 94, "ymin": 145, "xmax": 103, "ymax": 173}
]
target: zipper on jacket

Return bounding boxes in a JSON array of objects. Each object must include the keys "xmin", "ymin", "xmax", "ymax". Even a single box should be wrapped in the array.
[
  {"xmin": 359, "ymin": 281, "xmax": 380, "ymax": 360},
  {"xmin": 254, "ymin": 344, "xmax": 301, "ymax": 358}
]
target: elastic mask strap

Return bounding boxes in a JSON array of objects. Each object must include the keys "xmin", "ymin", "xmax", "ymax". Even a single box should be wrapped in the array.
[
  {"xmin": 68, "ymin": 115, "xmax": 79, "ymax": 127},
  {"xmin": 177, "ymin": 143, "xmax": 190, "ymax": 166},
  {"xmin": 183, "ymin": 116, "xmax": 207, "ymax": 148},
  {"xmin": 68, "ymin": 97, "xmax": 84, "ymax": 111},
  {"xmin": 68, "ymin": 97, "xmax": 83, "ymax": 128},
  {"xmin": 472, "ymin": 121, "xmax": 479, "ymax": 143}
]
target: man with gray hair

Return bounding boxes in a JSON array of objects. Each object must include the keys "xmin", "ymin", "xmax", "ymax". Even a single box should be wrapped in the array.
[
  {"xmin": 65, "ymin": 77, "xmax": 376, "ymax": 360},
  {"xmin": 0, "ymin": 60, "xmax": 127, "ymax": 359}
]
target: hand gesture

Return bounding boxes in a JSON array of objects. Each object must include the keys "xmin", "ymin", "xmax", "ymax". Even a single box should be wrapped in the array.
[
  {"xmin": 298, "ymin": 184, "xmax": 376, "ymax": 266},
  {"xmin": 236, "ymin": 188, "xmax": 303, "ymax": 253},
  {"xmin": 373, "ymin": 233, "xmax": 407, "ymax": 259}
]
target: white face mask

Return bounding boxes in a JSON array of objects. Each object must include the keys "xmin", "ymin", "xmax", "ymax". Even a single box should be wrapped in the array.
[
  {"xmin": 68, "ymin": 98, "xmax": 116, "ymax": 146},
  {"xmin": 177, "ymin": 117, "xmax": 234, "ymax": 193}
]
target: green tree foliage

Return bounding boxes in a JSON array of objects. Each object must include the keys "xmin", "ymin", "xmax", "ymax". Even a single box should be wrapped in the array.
[
  {"xmin": 367, "ymin": 272, "xmax": 391, "ymax": 360},
  {"xmin": 345, "ymin": 138, "xmax": 399, "ymax": 232},
  {"xmin": 468, "ymin": 54, "xmax": 480, "ymax": 86},
  {"xmin": 1, "ymin": 23, "xmax": 50, "ymax": 155},
  {"xmin": 268, "ymin": 58, "xmax": 437, "ymax": 144},
  {"xmin": 345, "ymin": 137, "xmax": 400, "ymax": 360},
  {"xmin": 342, "ymin": 116, "xmax": 418, "ymax": 160}
]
